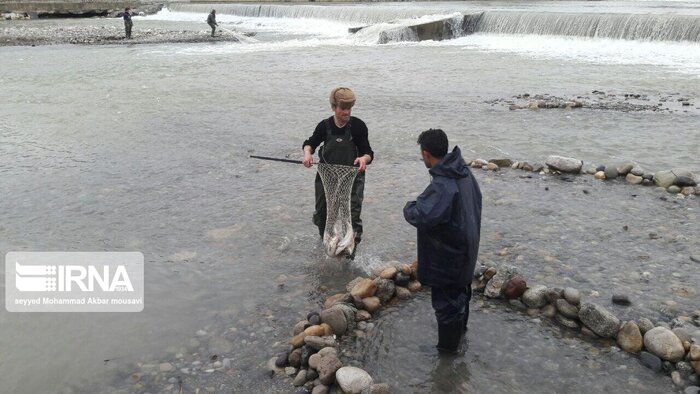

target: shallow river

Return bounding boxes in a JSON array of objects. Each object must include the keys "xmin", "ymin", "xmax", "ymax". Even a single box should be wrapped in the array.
[{"xmin": 0, "ymin": 1, "xmax": 698, "ymax": 393}]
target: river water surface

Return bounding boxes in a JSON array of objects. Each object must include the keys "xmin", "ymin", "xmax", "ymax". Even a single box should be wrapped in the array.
[{"xmin": 1, "ymin": 1, "xmax": 699, "ymax": 393}]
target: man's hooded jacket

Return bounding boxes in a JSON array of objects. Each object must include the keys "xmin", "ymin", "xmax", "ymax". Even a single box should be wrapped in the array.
[{"xmin": 404, "ymin": 146, "xmax": 482, "ymax": 288}]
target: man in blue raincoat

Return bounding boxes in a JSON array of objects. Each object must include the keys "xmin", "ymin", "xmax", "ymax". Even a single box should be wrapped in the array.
[{"xmin": 404, "ymin": 129, "xmax": 482, "ymax": 353}]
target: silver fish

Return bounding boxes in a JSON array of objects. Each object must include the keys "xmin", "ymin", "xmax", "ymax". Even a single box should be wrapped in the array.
[{"xmin": 324, "ymin": 219, "xmax": 354, "ymax": 257}]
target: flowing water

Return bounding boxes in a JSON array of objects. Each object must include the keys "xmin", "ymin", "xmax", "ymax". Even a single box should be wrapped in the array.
[{"xmin": 0, "ymin": 1, "xmax": 699, "ymax": 393}]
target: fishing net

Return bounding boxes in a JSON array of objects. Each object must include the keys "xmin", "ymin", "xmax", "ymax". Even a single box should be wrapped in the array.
[{"xmin": 317, "ymin": 163, "xmax": 359, "ymax": 257}]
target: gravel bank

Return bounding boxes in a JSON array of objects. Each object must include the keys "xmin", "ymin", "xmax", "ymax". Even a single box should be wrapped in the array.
[{"xmin": 0, "ymin": 23, "xmax": 241, "ymax": 46}]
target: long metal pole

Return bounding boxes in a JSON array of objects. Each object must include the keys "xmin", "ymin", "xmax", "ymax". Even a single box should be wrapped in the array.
[{"xmin": 249, "ymin": 155, "xmax": 304, "ymax": 164}]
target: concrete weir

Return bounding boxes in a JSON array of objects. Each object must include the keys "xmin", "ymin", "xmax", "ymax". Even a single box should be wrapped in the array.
[{"xmin": 355, "ymin": 12, "xmax": 483, "ymax": 44}]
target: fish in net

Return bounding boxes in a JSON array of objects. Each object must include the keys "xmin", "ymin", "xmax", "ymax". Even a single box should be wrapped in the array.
[{"xmin": 317, "ymin": 163, "xmax": 359, "ymax": 257}]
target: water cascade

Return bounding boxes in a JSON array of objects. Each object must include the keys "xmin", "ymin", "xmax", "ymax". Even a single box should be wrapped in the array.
[
  {"xmin": 167, "ymin": 3, "xmax": 443, "ymax": 24},
  {"xmin": 167, "ymin": 4, "xmax": 700, "ymax": 43},
  {"xmin": 475, "ymin": 11, "xmax": 700, "ymax": 42}
]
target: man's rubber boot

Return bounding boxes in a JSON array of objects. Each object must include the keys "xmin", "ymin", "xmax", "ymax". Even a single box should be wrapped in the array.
[
  {"xmin": 462, "ymin": 307, "xmax": 469, "ymax": 333},
  {"xmin": 436, "ymin": 320, "xmax": 463, "ymax": 354}
]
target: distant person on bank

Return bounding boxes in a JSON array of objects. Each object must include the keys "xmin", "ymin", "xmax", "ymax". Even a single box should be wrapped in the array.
[
  {"xmin": 404, "ymin": 129, "xmax": 482, "ymax": 353},
  {"xmin": 207, "ymin": 10, "xmax": 218, "ymax": 37},
  {"xmin": 123, "ymin": 7, "xmax": 133, "ymax": 39}
]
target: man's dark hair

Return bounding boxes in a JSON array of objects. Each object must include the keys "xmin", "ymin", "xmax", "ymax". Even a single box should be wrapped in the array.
[{"xmin": 417, "ymin": 129, "xmax": 448, "ymax": 158}]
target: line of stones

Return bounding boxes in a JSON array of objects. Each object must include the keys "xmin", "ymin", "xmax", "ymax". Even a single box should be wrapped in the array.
[
  {"xmin": 269, "ymin": 262, "xmax": 421, "ymax": 394},
  {"xmin": 469, "ymin": 155, "xmax": 698, "ymax": 196},
  {"xmin": 474, "ymin": 264, "xmax": 700, "ymax": 391}
]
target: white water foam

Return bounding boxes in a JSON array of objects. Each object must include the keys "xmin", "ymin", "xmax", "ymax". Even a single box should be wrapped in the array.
[
  {"xmin": 145, "ymin": 8, "xmax": 351, "ymax": 37},
  {"xmin": 143, "ymin": 8, "xmax": 700, "ymax": 75},
  {"xmin": 418, "ymin": 33, "xmax": 700, "ymax": 75}
]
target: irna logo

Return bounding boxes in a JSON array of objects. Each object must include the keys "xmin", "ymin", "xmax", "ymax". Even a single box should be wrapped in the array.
[
  {"xmin": 15, "ymin": 262, "xmax": 134, "ymax": 292},
  {"xmin": 6, "ymin": 252, "xmax": 144, "ymax": 312}
]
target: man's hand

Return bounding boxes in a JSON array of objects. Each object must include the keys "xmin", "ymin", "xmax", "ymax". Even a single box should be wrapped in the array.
[
  {"xmin": 303, "ymin": 149, "xmax": 314, "ymax": 168},
  {"xmin": 354, "ymin": 155, "xmax": 371, "ymax": 172}
]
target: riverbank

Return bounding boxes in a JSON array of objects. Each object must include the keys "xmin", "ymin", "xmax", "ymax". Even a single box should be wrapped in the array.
[{"xmin": 0, "ymin": 22, "xmax": 242, "ymax": 45}]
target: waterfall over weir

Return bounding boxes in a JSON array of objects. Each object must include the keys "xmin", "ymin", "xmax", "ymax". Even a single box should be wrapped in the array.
[
  {"xmin": 475, "ymin": 11, "xmax": 700, "ymax": 42},
  {"xmin": 169, "ymin": 3, "xmax": 700, "ymax": 43},
  {"xmin": 167, "ymin": 3, "xmax": 443, "ymax": 24}
]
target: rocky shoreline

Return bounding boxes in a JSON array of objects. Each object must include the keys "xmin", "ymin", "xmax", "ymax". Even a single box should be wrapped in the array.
[
  {"xmin": 62, "ymin": 160, "xmax": 697, "ymax": 393},
  {"xmin": 0, "ymin": 24, "xmax": 242, "ymax": 46},
  {"xmin": 486, "ymin": 91, "xmax": 699, "ymax": 114},
  {"xmin": 469, "ymin": 155, "xmax": 698, "ymax": 197}
]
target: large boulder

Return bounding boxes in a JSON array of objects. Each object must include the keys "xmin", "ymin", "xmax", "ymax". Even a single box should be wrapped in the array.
[
  {"xmin": 546, "ymin": 155, "xmax": 583, "ymax": 173},
  {"xmin": 578, "ymin": 303, "xmax": 620, "ymax": 338},
  {"xmin": 335, "ymin": 366, "xmax": 373, "ymax": 394},
  {"xmin": 643, "ymin": 326, "xmax": 686, "ymax": 362}
]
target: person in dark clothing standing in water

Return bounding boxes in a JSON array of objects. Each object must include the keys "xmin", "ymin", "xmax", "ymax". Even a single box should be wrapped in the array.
[
  {"xmin": 207, "ymin": 10, "xmax": 218, "ymax": 37},
  {"xmin": 302, "ymin": 87, "xmax": 373, "ymax": 257},
  {"xmin": 404, "ymin": 129, "xmax": 482, "ymax": 353},
  {"xmin": 123, "ymin": 7, "xmax": 133, "ymax": 39}
]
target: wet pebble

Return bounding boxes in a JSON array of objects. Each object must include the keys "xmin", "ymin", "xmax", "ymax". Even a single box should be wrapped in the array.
[
  {"xmin": 563, "ymin": 287, "xmax": 581, "ymax": 305},
  {"xmin": 677, "ymin": 361, "xmax": 695, "ymax": 377},
  {"xmin": 612, "ymin": 294, "xmax": 631, "ymax": 306},
  {"xmin": 617, "ymin": 321, "xmax": 643, "ymax": 353},
  {"xmin": 522, "ymin": 285, "xmax": 548, "ymax": 308},
  {"xmin": 639, "ymin": 351, "xmax": 663, "ymax": 372},
  {"xmin": 579, "ymin": 303, "xmax": 620, "ymax": 338},
  {"xmin": 604, "ymin": 167, "xmax": 618, "ymax": 179},
  {"xmin": 394, "ymin": 272, "xmax": 410, "ymax": 287},
  {"xmin": 556, "ymin": 314, "xmax": 580, "ymax": 329},
  {"xmin": 542, "ymin": 304, "xmax": 557, "ymax": 318},
  {"xmin": 508, "ymin": 299, "xmax": 528, "ymax": 311},
  {"xmin": 286, "ymin": 366, "xmax": 298, "ymax": 376},
  {"xmin": 336, "ymin": 366, "xmax": 373, "ymax": 393},
  {"xmin": 294, "ymin": 369, "xmax": 307, "ymax": 386},
  {"xmin": 644, "ymin": 327, "xmax": 686, "ymax": 362},
  {"xmin": 311, "ymin": 385, "xmax": 329, "ymax": 394},
  {"xmin": 555, "ymin": 298, "xmax": 579, "ymax": 319},
  {"xmin": 672, "ymin": 371, "xmax": 685, "ymax": 387}
]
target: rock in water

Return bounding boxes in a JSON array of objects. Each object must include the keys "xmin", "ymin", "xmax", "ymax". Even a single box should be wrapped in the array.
[
  {"xmin": 578, "ymin": 303, "xmax": 620, "ymax": 338},
  {"xmin": 335, "ymin": 366, "xmax": 373, "ymax": 393},
  {"xmin": 644, "ymin": 327, "xmax": 686, "ymax": 362},
  {"xmin": 545, "ymin": 155, "xmax": 583, "ymax": 173}
]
